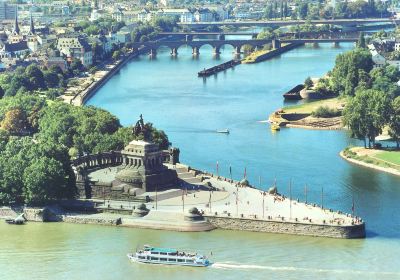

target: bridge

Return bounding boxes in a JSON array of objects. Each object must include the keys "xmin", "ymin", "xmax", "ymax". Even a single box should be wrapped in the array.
[
  {"xmin": 178, "ymin": 18, "xmax": 399, "ymax": 28},
  {"xmin": 132, "ymin": 37, "xmax": 358, "ymax": 57}
]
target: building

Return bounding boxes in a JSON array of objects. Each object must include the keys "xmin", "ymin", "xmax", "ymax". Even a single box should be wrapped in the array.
[
  {"xmin": 194, "ymin": 8, "xmax": 214, "ymax": 22},
  {"xmin": 45, "ymin": 56, "xmax": 68, "ymax": 72},
  {"xmin": 56, "ymin": 34, "xmax": 93, "ymax": 67},
  {"xmin": 0, "ymin": 1, "xmax": 16, "ymax": 21},
  {"xmin": 395, "ymin": 39, "xmax": 400, "ymax": 52},
  {"xmin": 157, "ymin": 8, "xmax": 194, "ymax": 23},
  {"xmin": 0, "ymin": 41, "xmax": 29, "ymax": 58},
  {"xmin": 7, "ymin": 8, "xmax": 23, "ymax": 43},
  {"xmin": 138, "ymin": 8, "xmax": 153, "ymax": 22}
]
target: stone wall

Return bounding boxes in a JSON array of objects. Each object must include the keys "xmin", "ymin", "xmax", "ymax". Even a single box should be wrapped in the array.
[
  {"xmin": 0, "ymin": 207, "xmax": 59, "ymax": 222},
  {"xmin": 0, "ymin": 207, "xmax": 18, "ymax": 218},
  {"xmin": 206, "ymin": 216, "xmax": 366, "ymax": 239},
  {"xmin": 61, "ymin": 215, "xmax": 121, "ymax": 226}
]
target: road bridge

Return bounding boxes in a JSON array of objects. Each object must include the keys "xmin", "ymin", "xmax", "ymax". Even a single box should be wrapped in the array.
[
  {"xmin": 132, "ymin": 37, "xmax": 358, "ymax": 57},
  {"xmin": 178, "ymin": 18, "xmax": 399, "ymax": 28}
]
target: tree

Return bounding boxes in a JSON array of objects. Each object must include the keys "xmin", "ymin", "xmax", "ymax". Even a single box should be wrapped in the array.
[
  {"xmin": 25, "ymin": 64, "xmax": 46, "ymax": 90},
  {"xmin": 304, "ymin": 77, "xmax": 313, "ymax": 89},
  {"xmin": 357, "ymin": 32, "xmax": 366, "ymax": 48},
  {"xmin": 331, "ymin": 48, "xmax": 373, "ymax": 96},
  {"xmin": 298, "ymin": 2, "xmax": 309, "ymax": 19},
  {"xmin": 22, "ymin": 157, "xmax": 66, "ymax": 205},
  {"xmin": 343, "ymin": 89, "xmax": 391, "ymax": 148},
  {"xmin": 389, "ymin": 97, "xmax": 400, "ymax": 148},
  {"xmin": 1, "ymin": 108, "xmax": 29, "ymax": 135},
  {"xmin": 112, "ymin": 50, "xmax": 121, "ymax": 61},
  {"xmin": 43, "ymin": 71, "xmax": 60, "ymax": 88}
]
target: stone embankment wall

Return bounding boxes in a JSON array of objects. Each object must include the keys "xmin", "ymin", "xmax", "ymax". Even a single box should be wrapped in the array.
[
  {"xmin": 0, "ymin": 207, "xmax": 58, "ymax": 222},
  {"xmin": 61, "ymin": 215, "xmax": 121, "ymax": 226},
  {"xmin": 78, "ymin": 47, "xmax": 148, "ymax": 105},
  {"xmin": 206, "ymin": 216, "xmax": 365, "ymax": 239}
]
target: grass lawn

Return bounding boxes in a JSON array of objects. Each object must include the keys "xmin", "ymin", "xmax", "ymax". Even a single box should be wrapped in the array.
[
  {"xmin": 283, "ymin": 97, "xmax": 346, "ymax": 114},
  {"xmin": 373, "ymin": 151, "xmax": 400, "ymax": 166}
]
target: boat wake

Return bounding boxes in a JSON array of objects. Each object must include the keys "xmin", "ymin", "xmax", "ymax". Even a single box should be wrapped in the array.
[{"xmin": 211, "ymin": 262, "xmax": 400, "ymax": 276}]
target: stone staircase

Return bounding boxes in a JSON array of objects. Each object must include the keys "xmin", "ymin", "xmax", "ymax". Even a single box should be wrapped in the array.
[{"xmin": 173, "ymin": 165, "xmax": 205, "ymax": 187}]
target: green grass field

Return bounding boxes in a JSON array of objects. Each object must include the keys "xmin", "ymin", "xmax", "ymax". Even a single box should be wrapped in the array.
[
  {"xmin": 374, "ymin": 151, "xmax": 400, "ymax": 166},
  {"xmin": 283, "ymin": 97, "xmax": 346, "ymax": 114}
]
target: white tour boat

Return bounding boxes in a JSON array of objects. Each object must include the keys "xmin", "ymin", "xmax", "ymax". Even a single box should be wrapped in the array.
[{"xmin": 127, "ymin": 245, "xmax": 210, "ymax": 267}]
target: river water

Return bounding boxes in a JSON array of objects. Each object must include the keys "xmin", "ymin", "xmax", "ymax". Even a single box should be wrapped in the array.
[{"xmin": 2, "ymin": 43, "xmax": 400, "ymax": 279}]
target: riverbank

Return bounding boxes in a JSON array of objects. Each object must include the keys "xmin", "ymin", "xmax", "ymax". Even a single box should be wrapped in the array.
[
  {"xmin": 60, "ymin": 48, "xmax": 147, "ymax": 106},
  {"xmin": 340, "ymin": 147, "xmax": 400, "ymax": 177},
  {"xmin": 269, "ymin": 96, "xmax": 346, "ymax": 130}
]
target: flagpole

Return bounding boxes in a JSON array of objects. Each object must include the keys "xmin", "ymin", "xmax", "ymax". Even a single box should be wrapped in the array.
[
  {"xmin": 289, "ymin": 179, "xmax": 292, "ymax": 220},
  {"xmin": 352, "ymin": 195, "xmax": 355, "ymax": 217},
  {"xmin": 236, "ymin": 185, "xmax": 238, "ymax": 217},
  {"xmin": 262, "ymin": 191, "xmax": 265, "ymax": 219},
  {"xmin": 155, "ymin": 185, "xmax": 158, "ymax": 210},
  {"xmin": 321, "ymin": 187, "xmax": 324, "ymax": 209},
  {"xmin": 182, "ymin": 188, "xmax": 185, "ymax": 213},
  {"xmin": 305, "ymin": 184, "xmax": 308, "ymax": 204},
  {"xmin": 209, "ymin": 190, "xmax": 212, "ymax": 214}
]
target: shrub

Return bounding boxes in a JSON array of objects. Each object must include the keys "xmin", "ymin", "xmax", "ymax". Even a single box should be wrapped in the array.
[{"xmin": 311, "ymin": 106, "xmax": 342, "ymax": 118}]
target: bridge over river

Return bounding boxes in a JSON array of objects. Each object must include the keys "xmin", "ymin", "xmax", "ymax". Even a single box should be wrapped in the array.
[
  {"xmin": 178, "ymin": 17, "xmax": 399, "ymax": 28},
  {"xmin": 132, "ymin": 37, "xmax": 358, "ymax": 57}
]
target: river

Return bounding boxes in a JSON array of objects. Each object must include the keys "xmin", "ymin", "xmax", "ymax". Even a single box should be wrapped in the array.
[{"xmin": 1, "ymin": 43, "xmax": 400, "ymax": 279}]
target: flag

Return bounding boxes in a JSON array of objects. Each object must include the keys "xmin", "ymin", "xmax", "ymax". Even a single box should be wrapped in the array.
[
  {"xmin": 352, "ymin": 197, "xmax": 355, "ymax": 213},
  {"xmin": 182, "ymin": 188, "xmax": 184, "ymax": 201},
  {"xmin": 216, "ymin": 161, "xmax": 219, "ymax": 175},
  {"xmin": 229, "ymin": 165, "xmax": 232, "ymax": 178}
]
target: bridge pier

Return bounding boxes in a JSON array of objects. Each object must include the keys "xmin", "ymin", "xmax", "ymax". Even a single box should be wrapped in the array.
[
  {"xmin": 192, "ymin": 46, "xmax": 200, "ymax": 57},
  {"xmin": 213, "ymin": 46, "xmax": 221, "ymax": 55},
  {"xmin": 185, "ymin": 35, "xmax": 193, "ymax": 42},
  {"xmin": 149, "ymin": 48, "xmax": 157, "ymax": 58},
  {"xmin": 333, "ymin": 42, "xmax": 339, "ymax": 47},
  {"xmin": 233, "ymin": 46, "xmax": 241, "ymax": 55},
  {"xmin": 272, "ymin": 39, "xmax": 281, "ymax": 49},
  {"xmin": 170, "ymin": 47, "xmax": 178, "ymax": 57},
  {"xmin": 312, "ymin": 42, "xmax": 319, "ymax": 48},
  {"xmin": 218, "ymin": 34, "xmax": 225, "ymax": 41}
]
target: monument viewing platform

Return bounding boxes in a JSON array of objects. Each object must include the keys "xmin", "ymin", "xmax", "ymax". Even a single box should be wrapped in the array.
[{"xmin": 62, "ymin": 115, "xmax": 366, "ymax": 239}]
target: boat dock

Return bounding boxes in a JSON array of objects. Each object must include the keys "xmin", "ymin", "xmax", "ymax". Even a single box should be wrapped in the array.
[{"xmin": 198, "ymin": 59, "xmax": 241, "ymax": 77}]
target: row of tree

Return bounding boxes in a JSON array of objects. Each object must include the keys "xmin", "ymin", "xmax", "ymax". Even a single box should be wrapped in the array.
[
  {"xmin": 131, "ymin": 17, "xmax": 178, "ymax": 42},
  {"xmin": 269, "ymin": 0, "xmax": 390, "ymax": 20}
]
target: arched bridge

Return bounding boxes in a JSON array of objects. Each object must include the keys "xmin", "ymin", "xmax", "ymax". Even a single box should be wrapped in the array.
[{"xmin": 132, "ymin": 37, "xmax": 358, "ymax": 57}]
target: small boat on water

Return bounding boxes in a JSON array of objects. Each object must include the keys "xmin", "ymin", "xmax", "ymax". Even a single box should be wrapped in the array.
[
  {"xmin": 5, "ymin": 214, "xmax": 26, "ymax": 225},
  {"xmin": 127, "ymin": 245, "xmax": 211, "ymax": 267},
  {"xmin": 216, "ymin": 129, "xmax": 229, "ymax": 134}
]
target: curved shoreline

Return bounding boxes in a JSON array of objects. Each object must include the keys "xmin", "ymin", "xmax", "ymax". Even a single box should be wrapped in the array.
[{"xmin": 340, "ymin": 151, "xmax": 400, "ymax": 177}]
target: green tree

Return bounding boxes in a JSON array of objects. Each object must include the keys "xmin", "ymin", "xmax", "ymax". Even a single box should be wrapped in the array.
[
  {"xmin": 357, "ymin": 32, "xmax": 366, "ymax": 48},
  {"xmin": 304, "ymin": 77, "xmax": 313, "ymax": 89},
  {"xmin": 389, "ymin": 97, "xmax": 400, "ymax": 148},
  {"xmin": 25, "ymin": 64, "xmax": 46, "ymax": 90},
  {"xmin": 343, "ymin": 89, "xmax": 390, "ymax": 147},
  {"xmin": 22, "ymin": 157, "xmax": 65, "ymax": 205},
  {"xmin": 331, "ymin": 48, "xmax": 373, "ymax": 96}
]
